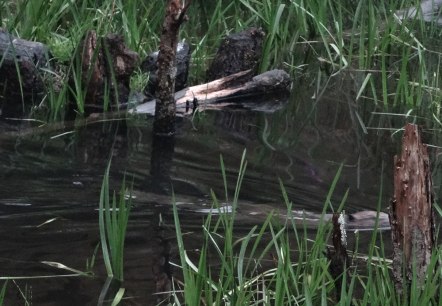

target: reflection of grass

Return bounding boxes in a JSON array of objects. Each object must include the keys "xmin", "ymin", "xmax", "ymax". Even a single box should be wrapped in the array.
[
  {"xmin": 0, "ymin": 281, "xmax": 6, "ymax": 306},
  {"xmin": 171, "ymin": 152, "xmax": 442, "ymax": 305},
  {"xmin": 99, "ymin": 162, "xmax": 132, "ymax": 282}
]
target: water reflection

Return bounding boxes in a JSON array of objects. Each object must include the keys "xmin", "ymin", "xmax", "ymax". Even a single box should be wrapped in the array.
[{"xmin": 0, "ymin": 104, "xmax": 393, "ymax": 304}]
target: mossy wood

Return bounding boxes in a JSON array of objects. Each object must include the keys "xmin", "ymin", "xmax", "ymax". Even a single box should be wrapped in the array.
[{"xmin": 389, "ymin": 123, "xmax": 435, "ymax": 293}]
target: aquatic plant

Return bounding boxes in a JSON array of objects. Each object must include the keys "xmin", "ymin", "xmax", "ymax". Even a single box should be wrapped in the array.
[
  {"xmin": 0, "ymin": 281, "xmax": 6, "ymax": 306},
  {"xmin": 171, "ymin": 152, "xmax": 442, "ymax": 305},
  {"xmin": 98, "ymin": 162, "xmax": 132, "ymax": 282},
  {"xmin": 1, "ymin": 0, "xmax": 441, "ymax": 124}
]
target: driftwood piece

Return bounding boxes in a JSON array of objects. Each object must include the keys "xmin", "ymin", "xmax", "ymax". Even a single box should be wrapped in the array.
[
  {"xmin": 132, "ymin": 69, "xmax": 291, "ymax": 115},
  {"xmin": 389, "ymin": 123, "xmax": 435, "ymax": 293},
  {"xmin": 141, "ymin": 42, "xmax": 191, "ymax": 98},
  {"xmin": 207, "ymin": 27, "xmax": 265, "ymax": 81},
  {"xmin": 71, "ymin": 30, "xmax": 139, "ymax": 113},
  {"xmin": 0, "ymin": 28, "xmax": 52, "ymax": 117}
]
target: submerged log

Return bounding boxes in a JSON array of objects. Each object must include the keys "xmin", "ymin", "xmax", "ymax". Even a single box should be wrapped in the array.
[
  {"xmin": 389, "ymin": 123, "xmax": 435, "ymax": 293},
  {"xmin": 0, "ymin": 28, "xmax": 52, "ymax": 117},
  {"xmin": 132, "ymin": 69, "xmax": 291, "ymax": 115}
]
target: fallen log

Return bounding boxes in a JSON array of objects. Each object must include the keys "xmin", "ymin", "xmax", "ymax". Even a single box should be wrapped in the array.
[
  {"xmin": 131, "ymin": 69, "xmax": 291, "ymax": 115},
  {"xmin": 389, "ymin": 123, "xmax": 435, "ymax": 294}
]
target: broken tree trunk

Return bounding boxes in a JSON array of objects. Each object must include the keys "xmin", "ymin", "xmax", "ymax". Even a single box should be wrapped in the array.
[
  {"xmin": 133, "ymin": 69, "xmax": 291, "ymax": 115},
  {"xmin": 153, "ymin": 0, "xmax": 191, "ymax": 135},
  {"xmin": 327, "ymin": 212, "xmax": 350, "ymax": 302},
  {"xmin": 389, "ymin": 123, "xmax": 435, "ymax": 294}
]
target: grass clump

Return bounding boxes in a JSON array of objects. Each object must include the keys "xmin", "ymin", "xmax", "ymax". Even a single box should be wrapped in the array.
[
  {"xmin": 98, "ymin": 162, "xmax": 132, "ymax": 282},
  {"xmin": 1, "ymin": 0, "xmax": 441, "ymax": 125},
  {"xmin": 170, "ymin": 153, "xmax": 442, "ymax": 305}
]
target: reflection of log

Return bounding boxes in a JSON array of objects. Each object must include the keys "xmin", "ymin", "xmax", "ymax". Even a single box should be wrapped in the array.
[
  {"xmin": 132, "ymin": 69, "xmax": 291, "ymax": 115},
  {"xmin": 389, "ymin": 123, "xmax": 435, "ymax": 294}
]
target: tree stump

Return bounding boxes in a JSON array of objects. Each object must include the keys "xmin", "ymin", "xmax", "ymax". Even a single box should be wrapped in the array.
[
  {"xmin": 389, "ymin": 123, "xmax": 435, "ymax": 293},
  {"xmin": 71, "ymin": 30, "xmax": 139, "ymax": 114},
  {"xmin": 0, "ymin": 28, "xmax": 52, "ymax": 117},
  {"xmin": 207, "ymin": 27, "xmax": 265, "ymax": 81}
]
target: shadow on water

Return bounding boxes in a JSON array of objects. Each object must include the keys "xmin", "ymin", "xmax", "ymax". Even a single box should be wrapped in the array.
[{"xmin": 2, "ymin": 70, "xmax": 439, "ymax": 304}]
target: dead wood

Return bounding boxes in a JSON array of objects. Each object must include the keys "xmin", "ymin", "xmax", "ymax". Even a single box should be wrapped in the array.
[
  {"xmin": 72, "ymin": 31, "xmax": 139, "ymax": 114},
  {"xmin": 141, "ymin": 42, "xmax": 191, "ymax": 98},
  {"xmin": 327, "ymin": 213, "xmax": 350, "ymax": 301},
  {"xmin": 132, "ymin": 69, "xmax": 291, "ymax": 115},
  {"xmin": 389, "ymin": 123, "xmax": 435, "ymax": 294},
  {"xmin": 0, "ymin": 28, "xmax": 52, "ymax": 117},
  {"xmin": 153, "ymin": 0, "xmax": 191, "ymax": 135},
  {"xmin": 207, "ymin": 27, "xmax": 265, "ymax": 81}
]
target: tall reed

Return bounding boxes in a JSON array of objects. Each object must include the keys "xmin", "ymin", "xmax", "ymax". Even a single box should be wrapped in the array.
[
  {"xmin": 98, "ymin": 162, "xmax": 132, "ymax": 282},
  {"xmin": 171, "ymin": 153, "xmax": 442, "ymax": 305}
]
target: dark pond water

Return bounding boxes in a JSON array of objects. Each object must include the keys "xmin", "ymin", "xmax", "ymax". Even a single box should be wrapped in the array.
[{"xmin": 1, "ymin": 73, "xmax": 435, "ymax": 305}]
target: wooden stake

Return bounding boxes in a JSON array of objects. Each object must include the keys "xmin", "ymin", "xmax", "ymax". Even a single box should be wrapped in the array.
[{"xmin": 153, "ymin": 0, "xmax": 191, "ymax": 135}]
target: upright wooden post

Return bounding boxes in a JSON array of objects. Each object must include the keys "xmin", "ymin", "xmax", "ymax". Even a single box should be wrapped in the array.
[
  {"xmin": 153, "ymin": 0, "xmax": 191, "ymax": 135},
  {"xmin": 389, "ymin": 123, "xmax": 435, "ymax": 293}
]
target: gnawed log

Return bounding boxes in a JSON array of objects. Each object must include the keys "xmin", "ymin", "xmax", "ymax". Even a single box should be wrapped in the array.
[
  {"xmin": 132, "ymin": 69, "xmax": 291, "ymax": 115},
  {"xmin": 389, "ymin": 123, "xmax": 435, "ymax": 293}
]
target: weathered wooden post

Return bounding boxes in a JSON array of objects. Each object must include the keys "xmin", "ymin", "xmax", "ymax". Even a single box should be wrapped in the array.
[
  {"xmin": 389, "ymin": 123, "xmax": 435, "ymax": 293},
  {"xmin": 153, "ymin": 0, "xmax": 191, "ymax": 135}
]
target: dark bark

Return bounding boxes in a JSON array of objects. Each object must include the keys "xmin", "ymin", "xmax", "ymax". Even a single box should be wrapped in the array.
[
  {"xmin": 153, "ymin": 0, "xmax": 191, "ymax": 135},
  {"xmin": 0, "ymin": 28, "xmax": 52, "ymax": 117},
  {"xmin": 389, "ymin": 123, "xmax": 435, "ymax": 294},
  {"xmin": 71, "ymin": 31, "xmax": 139, "ymax": 114},
  {"xmin": 207, "ymin": 27, "xmax": 265, "ymax": 81},
  {"xmin": 141, "ymin": 42, "xmax": 191, "ymax": 98},
  {"xmin": 327, "ymin": 213, "xmax": 349, "ymax": 301}
]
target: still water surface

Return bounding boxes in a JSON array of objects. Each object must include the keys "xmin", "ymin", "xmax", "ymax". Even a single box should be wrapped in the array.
[{"xmin": 0, "ymin": 85, "xmax": 402, "ymax": 304}]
